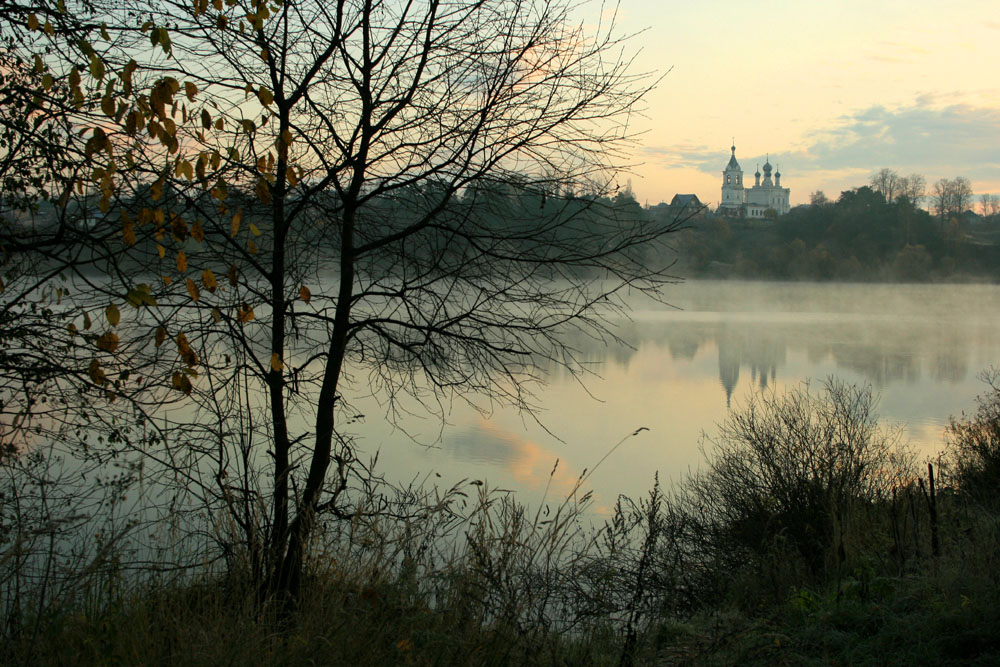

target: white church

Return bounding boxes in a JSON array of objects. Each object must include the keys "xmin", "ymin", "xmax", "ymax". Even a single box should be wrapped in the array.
[{"xmin": 717, "ymin": 144, "xmax": 790, "ymax": 218}]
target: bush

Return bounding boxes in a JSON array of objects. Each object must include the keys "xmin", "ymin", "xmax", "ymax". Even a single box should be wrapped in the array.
[
  {"xmin": 680, "ymin": 380, "xmax": 913, "ymax": 595},
  {"xmin": 944, "ymin": 367, "xmax": 1000, "ymax": 505}
]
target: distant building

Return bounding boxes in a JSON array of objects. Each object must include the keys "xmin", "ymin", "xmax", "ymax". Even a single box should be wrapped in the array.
[
  {"xmin": 718, "ymin": 144, "xmax": 790, "ymax": 218},
  {"xmin": 669, "ymin": 193, "xmax": 706, "ymax": 218}
]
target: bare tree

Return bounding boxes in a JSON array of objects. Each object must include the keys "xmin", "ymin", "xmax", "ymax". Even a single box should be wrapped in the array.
[
  {"xmin": 953, "ymin": 176, "xmax": 974, "ymax": 215},
  {"xmin": 897, "ymin": 173, "xmax": 926, "ymax": 206},
  {"xmin": 934, "ymin": 177, "xmax": 974, "ymax": 219},
  {"xmin": 1, "ymin": 0, "xmax": 672, "ymax": 603},
  {"xmin": 979, "ymin": 193, "xmax": 999, "ymax": 219},
  {"xmin": 809, "ymin": 190, "xmax": 829, "ymax": 206},
  {"xmin": 870, "ymin": 168, "xmax": 900, "ymax": 204}
]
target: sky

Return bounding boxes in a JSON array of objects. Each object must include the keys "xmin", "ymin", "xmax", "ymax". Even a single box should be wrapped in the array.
[{"xmin": 605, "ymin": 0, "xmax": 1000, "ymax": 208}]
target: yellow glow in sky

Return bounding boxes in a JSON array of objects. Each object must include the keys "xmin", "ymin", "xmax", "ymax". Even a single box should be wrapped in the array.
[{"xmin": 608, "ymin": 0, "xmax": 1000, "ymax": 206}]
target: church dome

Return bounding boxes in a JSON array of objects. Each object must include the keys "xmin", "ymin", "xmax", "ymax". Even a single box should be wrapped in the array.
[
  {"xmin": 726, "ymin": 145, "xmax": 740, "ymax": 170},
  {"xmin": 762, "ymin": 160, "xmax": 772, "ymax": 173}
]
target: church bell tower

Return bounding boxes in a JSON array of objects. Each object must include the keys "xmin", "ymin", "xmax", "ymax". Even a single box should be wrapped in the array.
[{"xmin": 720, "ymin": 143, "xmax": 744, "ymax": 216}]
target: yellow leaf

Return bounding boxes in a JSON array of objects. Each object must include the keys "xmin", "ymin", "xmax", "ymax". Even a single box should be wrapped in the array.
[
  {"xmin": 95, "ymin": 332, "xmax": 119, "ymax": 353},
  {"xmin": 201, "ymin": 108, "xmax": 211, "ymax": 129},
  {"xmin": 298, "ymin": 285, "xmax": 311, "ymax": 303},
  {"xmin": 157, "ymin": 244, "xmax": 165, "ymax": 259},
  {"xmin": 249, "ymin": 223, "xmax": 261, "ymax": 237},
  {"xmin": 88, "ymin": 359, "xmax": 106, "ymax": 385},
  {"xmin": 231, "ymin": 210, "xmax": 242, "ymax": 236},
  {"xmin": 176, "ymin": 332, "xmax": 198, "ymax": 366},
  {"xmin": 89, "ymin": 54, "xmax": 105, "ymax": 80},
  {"xmin": 270, "ymin": 353, "xmax": 282, "ymax": 372},
  {"xmin": 255, "ymin": 178, "xmax": 270, "ymax": 204},
  {"xmin": 171, "ymin": 371, "xmax": 193, "ymax": 394},
  {"xmin": 211, "ymin": 308, "xmax": 222, "ymax": 322},
  {"xmin": 176, "ymin": 250, "xmax": 188, "ymax": 272},
  {"xmin": 248, "ymin": 239, "xmax": 258, "ymax": 255},
  {"xmin": 126, "ymin": 283, "xmax": 157, "ymax": 307},
  {"xmin": 106, "ymin": 304, "xmax": 120, "ymax": 326},
  {"xmin": 236, "ymin": 304, "xmax": 254, "ymax": 323},
  {"xmin": 212, "ymin": 176, "xmax": 228, "ymax": 201},
  {"xmin": 184, "ymin": 81, "xmax": 197, "ymax": 102},
  {"xmin": 162, "ymin": 275, "xmax": 172, "ymax": 286},
  {"xmin": 27, "ymin": 13, "xmax": 39, "ymax": 30},
  {"xmin": 83, "ymin": 310, "xmax": 92, "ymax": 330},
  {"xmin": 186, "ymin": 278, "xmax": 200, "ymax": 302},
  {"xmin": 227, "ymin": 263, "xmax": 238, "ymax": 286},
  {"xmin": 42, "ymin": 74, "xmax": 53, "ymax": 91},
  {"xmin": 154, "ymin": 326, "xmax": 167, "ymax": 347},
  {"xmin": 202, "ymin": 269, "xmax": 217, "ymax": 292},
  {"xmin": 122, "ymin": 220, "xmax": 136, "ymax": 246},
  {"xmin": 191, "ymin": 219, "xmax": 205, "ymax": 242},
  {"xmin": 122, "ymin": 59, "xmax": 138, "ymax": 97}
]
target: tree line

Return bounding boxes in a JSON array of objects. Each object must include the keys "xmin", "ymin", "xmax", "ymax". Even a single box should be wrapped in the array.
[
  {"xmin": 866, "ymin": 167, "xmax": 996, "ymax": 222},
  {"xmin": 673, "ymin": 173, "xmax": 1000, "ymax": 282}
]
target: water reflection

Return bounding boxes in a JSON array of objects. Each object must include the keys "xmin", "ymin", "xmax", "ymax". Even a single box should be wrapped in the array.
[
  {"xmin": 359, "ymin": 281, "xmax": 1000, "ymax": 512},
  {"xmin": 564, "ymin": 281, "xmax": 999, "ymax": 403}
]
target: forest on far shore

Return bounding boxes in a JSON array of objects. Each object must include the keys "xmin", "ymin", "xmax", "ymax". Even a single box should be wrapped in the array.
[{"xmin": 662, "ymin": 185, "xmax": 1000, "ymax": 282}]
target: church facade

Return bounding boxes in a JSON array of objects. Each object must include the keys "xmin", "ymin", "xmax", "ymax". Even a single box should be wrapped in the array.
[{"xmin": 717, "ymin": 144, "xmax": 790, "ymax": 218}]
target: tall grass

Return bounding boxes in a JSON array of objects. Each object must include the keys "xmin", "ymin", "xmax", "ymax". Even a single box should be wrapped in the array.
[{"xmin": 4, "ymin": 376, "xmax": 1000, "ymax": 665}]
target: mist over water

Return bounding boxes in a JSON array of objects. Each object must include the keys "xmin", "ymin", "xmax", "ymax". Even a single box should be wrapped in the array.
[{"xmin": 346, "ymin": 280, "xmax": 1000, "ymax": 513}]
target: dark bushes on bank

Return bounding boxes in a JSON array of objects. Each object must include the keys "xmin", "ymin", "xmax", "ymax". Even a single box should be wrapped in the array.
[{"xmin": 6, "ymin": 375, "xmax": 1000, "ymax": 664}]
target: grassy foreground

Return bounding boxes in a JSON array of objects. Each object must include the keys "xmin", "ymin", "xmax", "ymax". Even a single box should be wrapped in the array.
[{"xmin": 4, "ymin": 378, "xmax": 1000, "ymax": 665}]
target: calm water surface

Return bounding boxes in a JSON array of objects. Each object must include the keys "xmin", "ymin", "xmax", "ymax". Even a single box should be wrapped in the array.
[{"xmin": 346, "ymin": 281, "xmax": 1000, "ymax": 514}]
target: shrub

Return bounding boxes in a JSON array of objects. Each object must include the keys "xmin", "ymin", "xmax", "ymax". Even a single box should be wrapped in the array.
[
  {"xmin": 944, "ymin": 367, "xmax": 1000, "ymax": 505},
  {"xmin": 680, "ymin": 380, "xmax": 913, "ymax": 594}
]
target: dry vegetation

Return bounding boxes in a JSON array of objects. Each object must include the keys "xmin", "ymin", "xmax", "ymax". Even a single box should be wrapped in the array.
[{"xmin": 4, "ymin": 376, "xmax": 1000, "ymax": 665}]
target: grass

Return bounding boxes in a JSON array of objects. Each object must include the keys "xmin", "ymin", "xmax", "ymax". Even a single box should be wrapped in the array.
[{"xmin": 5, "ymin": 379, "xmax": 1000, "ymax": 665}]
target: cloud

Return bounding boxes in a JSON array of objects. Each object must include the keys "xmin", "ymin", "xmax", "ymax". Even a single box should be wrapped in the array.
[
  {"xmin": 646, "ymin": 100, "xmax": 1000, "ymax": 185},
  {"xmin": 864, "ymin": 41, "xmax": 929, "ymax": 64},
  {"xmin": 640, "ymin": 144, "xmax": 724, "ymax": 172},
  {"xmin": 447, "ymin": 419, "xmax": 580, "ymax": 494},
  {"xmin": 802, "ymin": 102, "xmax": 1000, "ymax": 176}
]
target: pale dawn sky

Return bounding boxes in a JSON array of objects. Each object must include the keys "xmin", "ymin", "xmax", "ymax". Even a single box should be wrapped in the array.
[{"xmin": 607, "ymin": 0, "xmax": 1000, "ymax": 207}]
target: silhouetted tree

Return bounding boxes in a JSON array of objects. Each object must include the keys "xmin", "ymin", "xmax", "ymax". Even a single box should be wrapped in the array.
[{"xmin": 0, "ymin": 0, "xmax": 672, "ymax": 604}]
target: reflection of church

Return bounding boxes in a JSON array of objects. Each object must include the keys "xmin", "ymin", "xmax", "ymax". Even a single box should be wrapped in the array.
[
  {"xmin": 718, "ymin": 144, "xmax": 790, "ymax": 218},
  {"xmin": 717, "ymin": 331, "xmax": 783, "ymax": 406}
]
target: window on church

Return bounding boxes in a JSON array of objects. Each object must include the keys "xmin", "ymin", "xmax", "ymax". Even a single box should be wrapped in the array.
[{"xmin": 726, "ymin": 175, "xmax": 730, "ymax": 184}]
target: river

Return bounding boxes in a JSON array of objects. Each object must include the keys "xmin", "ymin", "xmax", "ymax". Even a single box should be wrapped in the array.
[{"xmin": 343, "ymin": 280, "xmax": 1000, "ymax": 514}]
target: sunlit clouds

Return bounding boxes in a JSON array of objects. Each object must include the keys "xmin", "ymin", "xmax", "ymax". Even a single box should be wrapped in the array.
[{"xmin": 609, "ymin": 0, "xmax": 1000, "ymax": 206}]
